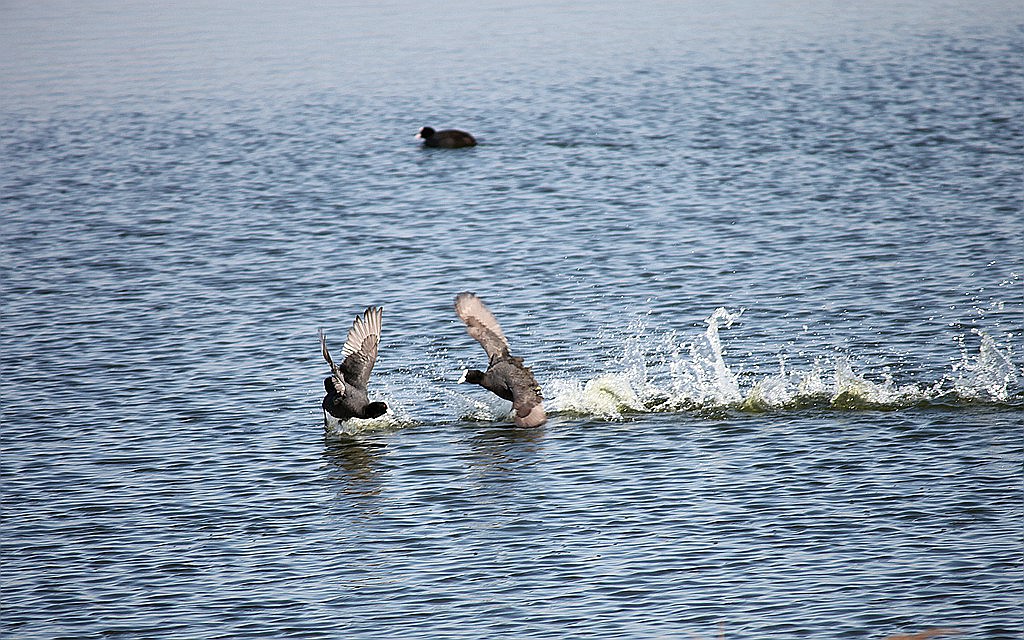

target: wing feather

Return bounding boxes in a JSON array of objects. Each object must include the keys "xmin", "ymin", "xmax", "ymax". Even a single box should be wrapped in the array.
[
  {"xmin": 319, "ymin": 329, "xmax": 346, "ymax": 396},
  {"xmin": 511, "ymin": 379, "xmax": 546, "ymax": 428},
  {"xmin": 340, "ymin": 306, "xmax": 383, "ymax": 390},
  {"xmin": 454, "ymin": 292, "xmax": 510, "ymax": 360}
]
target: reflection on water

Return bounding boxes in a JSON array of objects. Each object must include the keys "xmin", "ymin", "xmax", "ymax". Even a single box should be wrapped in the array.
[
  {"xmin": 462, "ymin": 425, "xmax": 545, "ymax": 476},
  {"xmin": 323, "ymin": 436, "xmax": 388, "ymax": 501}
]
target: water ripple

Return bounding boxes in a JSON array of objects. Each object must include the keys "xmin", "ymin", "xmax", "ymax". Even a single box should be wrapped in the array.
[{"xmin": 3, "ymin": 1, "xmax": 1023, "ymax": 638}]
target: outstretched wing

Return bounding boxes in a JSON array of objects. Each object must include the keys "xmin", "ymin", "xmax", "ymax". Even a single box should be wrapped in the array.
[
  {"xmin": 454, "ymin": 292, "xmax": 510, "ymax": 360},
  {"xmin": 319, "ymin": 329, "xmax": 346, "ymax": 396},
  {"xmin": 340, "ymin": 306, "xmax": 383, "ymax": 390}
]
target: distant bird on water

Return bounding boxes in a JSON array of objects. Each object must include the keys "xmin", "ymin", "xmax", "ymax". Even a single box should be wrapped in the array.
[
  {"xmin": 417, "ymin": 126, "xmax": 477, "ymax": 148},
  {"xmin": 454, "ymin": 292, "xmax": 546, "ymax": 428},
  {"xmin": 319, "ymin": 306, "xmax": 387, "ymax": 424}
]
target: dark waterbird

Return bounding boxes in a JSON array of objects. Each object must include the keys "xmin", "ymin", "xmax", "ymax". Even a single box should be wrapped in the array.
[
  {"xmin": 319, "ymin": 306, "xmax": 387, "ymax": 424},
  {"xmin": 454, "ymin": 292, "xmax": 546, "ymax": 428},
  {"xmin": 416, "ymin": 126, "xmax": 477, "ymax": 148}
]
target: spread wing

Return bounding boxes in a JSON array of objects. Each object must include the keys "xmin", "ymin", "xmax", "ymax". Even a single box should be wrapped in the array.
[
  {"xmin": 454, "ymin": 292, "xmax": 510, "ymax": 360},
  {"xmin": 339, "ymin": 306, "xmax": 383, "ymax": 390},
  {"xmin": 319, "ymin": 329, "xmax": 346, "ymax": 396}
]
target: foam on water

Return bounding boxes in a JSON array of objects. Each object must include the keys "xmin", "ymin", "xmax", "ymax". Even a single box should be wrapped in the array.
[
  {"xmin": 445, "ymin": 386, "xmax": 516, "ymax": 424},
  {"xmin": 546, "ymin": 308, "xmax": 1022, "ymax": 420},
  {"xmin": 322, "ymin": 380, "xmax": 418, "ymax": 437},
  {"xmin": 323, "ymin": 411, "xmax": 407, "ymax": 437},
  {"xmin": 743, "ymin": 357, "xmax": 936, "ymax": 412},
  {"xmin": 545, "ymin": 373, "xmax": 647, "ymax": 419}
]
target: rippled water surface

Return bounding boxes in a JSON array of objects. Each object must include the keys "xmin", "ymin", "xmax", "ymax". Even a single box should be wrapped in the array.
[{"xmin": 2, "ymin": 1, "xmax": 1023, "ymax": 638}]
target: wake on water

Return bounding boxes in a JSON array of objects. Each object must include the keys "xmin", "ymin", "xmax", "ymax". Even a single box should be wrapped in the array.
[
  {"xmin": 546, "ymin": 308, "xmax": 1021, "ymax": 420},
  {"xmin": 325, "ymin": 308, "xmax": 1022, "ymax": 435}
]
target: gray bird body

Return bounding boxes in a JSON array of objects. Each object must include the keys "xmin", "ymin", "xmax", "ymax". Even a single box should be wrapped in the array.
[{"xmin": 454, "ymin": 292, "xmax": 546, "ymax": 428}]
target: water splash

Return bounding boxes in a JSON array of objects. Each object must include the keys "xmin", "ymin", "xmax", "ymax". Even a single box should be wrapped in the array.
[
  {"xmin": 740, "ymin": 358, "xmax": 831, "ymax": 411},
  {"xmin": 444, "ymin": 386, "xmax": 515, "ymax": 424},
  {"xmin": 734, "ymin": 355, "xmax": 953, "ymax": 412},
  {"xmin": 948, "ymin": 329, "xmax": 1020, "ymax": 402},
  {"xmin": 665, "ymin": 307, "xmax": 744, "ymax": 409},
  {"xmin": 546, "ymin": 307, "xmax": 746, "ymax": 418},
  {"xmin": 322, "ymin": 380, "xmax": 418, "ymax": 437},
  {"xmin": 546, "ymin": 373, "xmax": 647, "ymax": 419},
  {"xmin": 546, "ymin": 308, "xmax": 1022, "ymax": 419}
]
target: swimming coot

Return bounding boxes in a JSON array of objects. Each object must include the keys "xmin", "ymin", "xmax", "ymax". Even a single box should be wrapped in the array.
[{"xmin": 417, "ymin": 126, "xmax": 477, "ymax": 149}]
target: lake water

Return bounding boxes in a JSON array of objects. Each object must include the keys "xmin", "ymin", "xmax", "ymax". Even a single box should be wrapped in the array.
[{"xmin": 2, "ymin": 1, "xmax": 1022, "ymax": 638}]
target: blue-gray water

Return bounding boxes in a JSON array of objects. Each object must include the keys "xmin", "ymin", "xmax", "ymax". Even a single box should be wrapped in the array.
[{"xmin": 2, "ymin": 1, "xmax": 1023, "ymax": 638}]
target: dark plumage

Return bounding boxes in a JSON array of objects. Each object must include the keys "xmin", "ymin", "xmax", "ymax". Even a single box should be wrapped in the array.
[
  {"xmin": 417, "ymin": 126, "xmax": 477, "ymax": 149},
  {"xmin": 320, "ymin": 307, "xmax": 387, "ymax": 424},
  {"xmin": 454, "ymin": 292, "xmax": 546, "ymax": 428}
]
